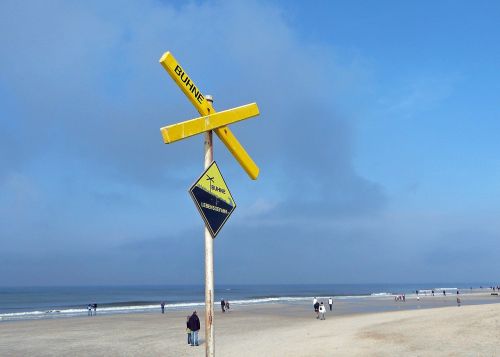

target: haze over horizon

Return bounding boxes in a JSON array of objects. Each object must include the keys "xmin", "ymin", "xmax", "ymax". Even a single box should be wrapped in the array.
[{"xmin": 1, "ymin": 0, "xmax": 499, "ymax": 286}]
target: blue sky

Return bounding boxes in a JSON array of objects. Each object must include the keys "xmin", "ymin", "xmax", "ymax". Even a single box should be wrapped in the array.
[{"xmin": 1, "ymin": 0, "xmax": 499, "ymax": 285}]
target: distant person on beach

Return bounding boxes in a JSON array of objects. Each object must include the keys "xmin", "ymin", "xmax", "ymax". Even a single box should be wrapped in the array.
[
  {"xmin": 87, "ymin": 304, "xmax": 92, "ymax": 316},
  {"xmin": 225, "ymin": 300, "xmax": 230, "ymax": 311},
  {"xmin": 432, "ymin": 290, "xmax": 435, "ymax": 296},
  {"xmin": 328, "ymin": 297, "xmax": 333, "ymax": 311},
  {"xmin": 221, "ymin": 299, "xmax": 225, "ymax": 313},
  {"xmin": 188, "ymin": 311, "xmax": 200, "ymax": 346},
  {"xmin": 443, "ymin": 290, "xmax": 446, "ymax": 296},
  {"xmin": 314, "ymin": 301, "xmax": 320, "ymax": 319},
  {"xmin": 161, "ymin": 301, "xmax": 165, "ymax": 314},
  {"xmin": 93, "ymin": 303, "xmax": 97, "ymax": 315},
  {"xmin": 186, "ymin": 315, "xmax": 192, "ymax": 345},
  {"xmin": 319, "ymin": 302, "xmax": 326, "ymax": 320}
]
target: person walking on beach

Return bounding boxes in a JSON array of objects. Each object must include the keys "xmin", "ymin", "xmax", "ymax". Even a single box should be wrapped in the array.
[
  {"xmin": 186, "ymin": 315, "xmax": 192, "ymax": 345},
  {"xmin": 161, "ymin": 301, "xmax": 165, "ymax": 314},
  {"xmin": 87, "ymin": 304, "xmax": 92, "ymax": 316},
  {"xmin": 225, "ymin": 300, "xmax": 230, "ymax": 311},
  {"xmin": 319, "ymin": 302, "xmax": 326, "ymax": 320},
  {"xmin": 221, "ymin": 299, "xmax": 225, "ymax": 313},
  {"xmin": 328, "ymin": 297, "xmax": 333, "ymax": 311},
  {"xmin": 314, "ymin": 301, "xmax": 320, "ymax": 319},
  {"xmin": 188, "ymin": 311, "xmax": 200, "ymax": 346},
  {"xmin": 93, "ymin": 303, "xmax": 97, "ymax": 315}
]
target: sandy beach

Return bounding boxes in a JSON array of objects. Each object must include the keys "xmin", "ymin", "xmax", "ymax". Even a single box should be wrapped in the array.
[{"xmin": 1, "ymin": 294, "xmax": 499, "ymax": 356}]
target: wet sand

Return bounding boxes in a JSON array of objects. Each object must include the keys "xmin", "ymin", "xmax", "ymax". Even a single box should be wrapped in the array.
[{"xmin": 1, "ymin": 293, "xmax": 499, "ymax": 356}]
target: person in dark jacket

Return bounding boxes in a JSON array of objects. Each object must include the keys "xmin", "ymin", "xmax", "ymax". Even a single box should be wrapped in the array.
[
  {"xmin": 188, "ymin": 311, "xmax": 201, "ymax": 346},
  {"xmin": 221, "ymin": 299, "xmax": 225, "ymax": 313},
  {"xmin": 314, "ymin": 301, "xmax": 320, "ymax": 319}
]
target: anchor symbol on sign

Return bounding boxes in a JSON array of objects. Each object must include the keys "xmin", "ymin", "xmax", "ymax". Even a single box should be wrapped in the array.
[{"xmin": 206, "ymin": 175, "xmax": 214, "ymax": 193}]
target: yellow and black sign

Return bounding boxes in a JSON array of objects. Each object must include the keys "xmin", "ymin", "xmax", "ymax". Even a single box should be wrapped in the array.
[{"xmin": 189, "ymin": 161, "xmax": 236, "ymax": 238}]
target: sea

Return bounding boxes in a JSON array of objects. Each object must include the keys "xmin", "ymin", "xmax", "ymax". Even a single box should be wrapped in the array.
[{"xmin": 0, "ymin": 283, "xmax": 495, "ymax": 322}]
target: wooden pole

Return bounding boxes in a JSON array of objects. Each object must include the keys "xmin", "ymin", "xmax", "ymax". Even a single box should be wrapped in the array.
[{"xmin": 204, "ymin": 95, "xmax": 215, "ymax": 357}]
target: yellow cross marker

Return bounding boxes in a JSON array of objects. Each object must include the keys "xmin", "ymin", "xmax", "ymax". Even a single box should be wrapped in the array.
[
  {"xmin": 159, "ymin": 51, "xmax": 260, "ymax": 180},
  {"xmin": 160, "ymin": 102, "xmax": 259, "ymax": 144}
]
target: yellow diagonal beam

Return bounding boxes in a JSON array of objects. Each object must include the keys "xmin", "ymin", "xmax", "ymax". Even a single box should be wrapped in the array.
[
  {"xmin": 159, "ymin": 51, "xmax": 214, "ymax": 115},
  {"xmin": 161, "ymin": 103, "xmax": 259, "ymax": 144},
  {"xmin": 159, "ymin": 51, "xmax": 260, "ymax": 180}
]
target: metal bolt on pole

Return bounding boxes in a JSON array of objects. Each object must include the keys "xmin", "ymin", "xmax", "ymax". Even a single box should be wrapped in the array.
[{"xmin": 204, "ymin": 95, "xmax": 215, "ymax": 357}]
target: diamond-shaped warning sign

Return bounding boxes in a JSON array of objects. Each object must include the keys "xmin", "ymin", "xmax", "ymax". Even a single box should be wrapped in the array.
[{"xmin": 189, "ymin": 161, "xmax": 236, "ymax": 238}]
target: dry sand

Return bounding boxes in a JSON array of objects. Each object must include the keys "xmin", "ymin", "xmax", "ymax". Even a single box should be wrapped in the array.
[{"xmin": 1, "ymin": 298, "xmax": 499, "ymax": 356}]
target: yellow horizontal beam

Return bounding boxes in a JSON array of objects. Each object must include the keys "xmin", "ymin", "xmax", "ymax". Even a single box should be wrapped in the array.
[
  {"xmin": 161, "ymin": 103, "xmax": 259, "ymax": 144},
  {"xmin": 159, "ymin": 51, "xmax": 260, "ymax": 180}
]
